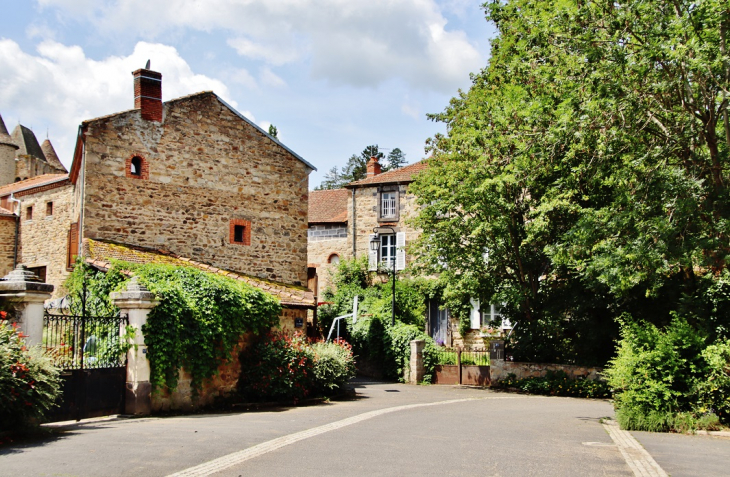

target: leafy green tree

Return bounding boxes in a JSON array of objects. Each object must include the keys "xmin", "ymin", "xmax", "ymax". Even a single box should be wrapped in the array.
[
  {"xmin": 267, "ymin": 124, "xmax": 278, "ymax": 139},
  {"xmin": 411, "ymin": 0, "xmax": 730, "ymax": 364}
]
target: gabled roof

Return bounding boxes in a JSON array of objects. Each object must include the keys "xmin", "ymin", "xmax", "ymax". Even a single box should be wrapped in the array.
[
  {"xmin": 72, "ymin": 91, "xmax": 316, "ymax": 178},
  {"xmin": 309, "ymin": 189, "xmax": 348, "ymax": 224},
  {"xmin": 84, "ymin": 239, "xmax": 315, "ymax": 308},
  {"xmin": 11, "ymin": 125, "xmax": 45, "ymax": 161},
  {"xmin": 347, "ymin": 160, "xmax": 428, "ymax": 187},
  {"xmin": 0, "ymin": 174, "xmax": 69, "ymax": 198}
]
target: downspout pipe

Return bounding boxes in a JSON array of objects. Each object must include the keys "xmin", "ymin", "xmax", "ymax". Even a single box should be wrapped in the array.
[
  {"xmin": 9, "ymin": 193, "xmax": 20, "ymax": 267},
  {"xmin": 351, "ymin": 187, "xmax": 356, "ymax": 258}
]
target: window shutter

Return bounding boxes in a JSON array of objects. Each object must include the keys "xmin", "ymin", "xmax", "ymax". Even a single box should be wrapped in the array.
[
  {"xmin": 368, "ymin": 234, "xmax": 378, "ymax": 271},
  {"xmin": 470, "ymin": 298, "xmax": 481, "ymax": 330},
  {"xmin": 396, "ymin": 232, "xmax": 406, "ymax": 271},
  {"xmin": 67, "ymin": 222, "xmax": 79, "ymax": 269}
]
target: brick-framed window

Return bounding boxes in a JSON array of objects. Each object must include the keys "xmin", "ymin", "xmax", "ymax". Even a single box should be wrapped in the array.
[
  {"xmin": 126, "ymin": 154, "xmax": 149, "ymax": 180},
  {"xmin": 229, "ymin": 219, "xmax": 252, "ymax": 246}
]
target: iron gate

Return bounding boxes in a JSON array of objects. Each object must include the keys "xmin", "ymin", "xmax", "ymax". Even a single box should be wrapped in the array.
[{"xmin": 43, "ymin": 309, "xmax": 129, "ymax": 421}]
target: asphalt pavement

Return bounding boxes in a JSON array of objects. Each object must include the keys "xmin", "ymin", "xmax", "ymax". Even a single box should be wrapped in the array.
[{"xmin": 1, "ymin": 379, "xmax": 728, "ymax": 476}]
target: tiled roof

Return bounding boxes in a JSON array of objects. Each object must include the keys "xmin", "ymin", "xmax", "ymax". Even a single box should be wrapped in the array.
[
  {"xmin": 0, "ymin": 174, "xmax": 69, "ymax": 197},
  {"xmin": 0, "ymin": 206, "xmax": 14, "ymax": 216},
  {"xmin": 309, "ymin": 189, "xmax": 348, "ymax": 223},
  {"xmin": 347, "ymin": 160, "xmax": 428, "ymax": 187},
  {"xmin": 84, "ymin": 239, "xmax": 315, "ymax": 308},
  {"xmin": 41, "ymin": 139, "xmax": 67, "ymax": 172},
  {"xmin": 11, "ymin": 125, "xmax": 45, "ymax": 161},
  {"xmin": 0, "ymin": 114, "xmax": 17, "ymax": 149}
]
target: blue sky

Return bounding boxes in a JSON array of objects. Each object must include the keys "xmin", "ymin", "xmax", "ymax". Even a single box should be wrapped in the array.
[{"xmin": 0, "ymin": 0, "xmax": 495, "ymax": 188}]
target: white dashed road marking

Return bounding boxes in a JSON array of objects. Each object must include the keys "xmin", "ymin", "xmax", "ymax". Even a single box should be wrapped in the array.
[
  {"xmin": 603, "ymin": 419, "xmax": 668, "ymax": 477},
  {"xmin": 167, "ymin": 396, "xmax": 527, "ymax": 477}
]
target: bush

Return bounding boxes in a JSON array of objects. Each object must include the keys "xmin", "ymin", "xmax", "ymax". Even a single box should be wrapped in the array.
[
  {"xmin": 498, "ymin": 370, "xmax": 611, "ymax": 399},
  {"xmin": 0, "ymin": 318, "xmax": 61, "ymax": 432},
  {"xmin": 310, "ymin": 339, "xmax": 356, "ymax": 393},
  {"xmin": 349, "ymin": 315, "xmax": 438, "ymax": 383},
  {"xmin": 238, "ymin": 332, "xmax": 315, "ymax": 402},
  {"xmin": 604, "ymin": 317, "xmax": 728, "ymax": 431},
  {"xmin": 696, "ymin": 341, "xmax": 730, "ymax": 424}
]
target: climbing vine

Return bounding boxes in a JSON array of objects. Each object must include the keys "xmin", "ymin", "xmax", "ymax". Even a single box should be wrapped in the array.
[{"xmin": 65, "ymin": 261, "xmax": 281, "ymax": 394}]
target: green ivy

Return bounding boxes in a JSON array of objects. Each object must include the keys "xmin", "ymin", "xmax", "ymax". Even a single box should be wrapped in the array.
[{"xmin": 65, "ymin": 261, "xmax": 281, "ymax": 394}]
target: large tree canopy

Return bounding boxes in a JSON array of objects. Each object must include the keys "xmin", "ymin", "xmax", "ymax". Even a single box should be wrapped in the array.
[{"xmin": 410, "ymin": 0, "xmax": 730, "ymax": 364}]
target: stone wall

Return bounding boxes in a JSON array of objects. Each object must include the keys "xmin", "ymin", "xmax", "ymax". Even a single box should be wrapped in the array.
[
  {"xmin": 0, "ymin": 215, "xmax": 16, "ymax": 277},
  {"xmin": 150, "ymin": 307, "xmax": 308, "ymax": 411},
  {"xmin": 307, "ymin": 224, "xmax": 348, "ymax": 296},
  {"xmin": 81, "ymin": 92, "xmax": 310, "ymax": 287},
  {"xmin": 14, "ymin": 155, "xmax": 59, "ymax": 182},
  {"xmin": 347, "ymin": 183, "xmax": 421, "ymax": 268},
  {"xmin": 490, "ymin": 360, "xmax": 603, "ymax": 382},
  {"xmin": 15, "ymin": 184, "xmax": 75, "ymax": 295}
]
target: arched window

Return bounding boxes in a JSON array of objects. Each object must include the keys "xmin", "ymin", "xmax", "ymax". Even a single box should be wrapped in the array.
[
  {"xmin": 328, "ymin": 254, "xmax": 340, "ymax": 265},
  {"xmin": 130, "ymin": 156, "xmax": 142, "ymax": 176}
]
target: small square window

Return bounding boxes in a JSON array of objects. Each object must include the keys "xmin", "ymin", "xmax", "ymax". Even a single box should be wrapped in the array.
[
  {"xmin": 229, "ymin": 219, "xmax": 251, "ymax": 246},
  {"xmin": 26, "ymin": 206, "xmax": 33, "ymax": 220},
  {"xmin": 46, "ymin": 202, "xmax": 53, "ymax": 216},
  {"xmin": 234, "ymin": 225, "xmax": 245, "ymax": 243}
]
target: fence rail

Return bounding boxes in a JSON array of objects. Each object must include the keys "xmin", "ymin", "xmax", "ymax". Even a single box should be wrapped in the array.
[
  {"xmin": 43, "ymin": 312, "xmax": 129, "ymax": 370},
  {"xmin": 433, "ymin": 348, "xmax": 490, "ymax": 367}
]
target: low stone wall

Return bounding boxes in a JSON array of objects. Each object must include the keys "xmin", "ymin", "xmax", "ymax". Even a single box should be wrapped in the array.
[{"xmin": 490, "ymin": 360, "xmax": 603, "ymax": 382}]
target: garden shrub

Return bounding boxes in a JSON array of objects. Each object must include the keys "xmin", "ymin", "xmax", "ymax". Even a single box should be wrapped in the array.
[
  {"xmin": 0, "ymin": 318, "xmax": 61, "ymax": 431},
  {"xmin": 498, "ymin": 370, "xmax": 611, "ymax": 399},
  {"xmin": 238, "ymin": 332, "xmax": 315, "ymax": 402},
  {"xmin": 310, "ymin": 339, "xmax": 356, "ymax": 393},
  {"xmin": 604, "ymin": 316, "xmax": 728, "ymax": 431}
]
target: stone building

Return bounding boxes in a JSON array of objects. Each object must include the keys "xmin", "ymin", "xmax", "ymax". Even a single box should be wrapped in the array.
[
  {"xmin": 307, "ymin": 188, "xmax": 349, "ymax": 297},
  {"xmin": 0, "ymin": 114, "xmax": 68, "ymax": 187},
  {"xmin": 308, "ymin": 156, "xmax": 509, "ymax": 348},
  {"xmin": 0, "ymin": 66, "xmax": 316, "ymax": 323}
]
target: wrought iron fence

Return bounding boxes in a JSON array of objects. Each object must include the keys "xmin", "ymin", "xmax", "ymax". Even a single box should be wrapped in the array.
[
  {"xmin": 433, "ymin": 348, "xmax": 490, "ymax": 366},
  {"xmin": 43, "ymin": 312, "xmax": 129, "ymax": 370}
]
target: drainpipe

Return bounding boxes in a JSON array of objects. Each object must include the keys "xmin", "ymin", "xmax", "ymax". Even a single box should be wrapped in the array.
[
  {"xmin": 351, "ymin": 187, "xmax": 356, "ymax": 258},
  {"xmin": 9, "ymin": 193, "xmax": 20, "ymax": 267}
]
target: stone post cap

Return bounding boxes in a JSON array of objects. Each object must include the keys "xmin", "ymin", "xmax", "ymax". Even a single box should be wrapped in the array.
[
  {"xmin": 110, "ymin": 276, "xmax": 158, "ymax": 307},
  {"xmin": 0, "ymin": 265, "xmax": 54, "ymax": 294}
]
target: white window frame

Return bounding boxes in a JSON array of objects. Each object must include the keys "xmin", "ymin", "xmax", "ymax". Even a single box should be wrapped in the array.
[
  {"xmin": 380, "ymin": 192, "xmax": 397, "ymax": 219},
  {"xmin": 380, "ymin": 234, "xmax": 396, "ymax": 269}
]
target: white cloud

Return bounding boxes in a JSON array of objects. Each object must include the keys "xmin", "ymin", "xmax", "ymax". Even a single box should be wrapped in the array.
[
  {"xmin": 35, "ymin": 0, "xmax": 485, "ymax": 93},
  {"xmin": 259, "ymin": 67, "xmax": 286, "ymax": 88},
  {"xmin": 401, "ymin": 101, "xmax": 420, "ymax": 120},
  {"xmin": 0, "ymin": 39, "xmax": 235, "ymax": 169}
]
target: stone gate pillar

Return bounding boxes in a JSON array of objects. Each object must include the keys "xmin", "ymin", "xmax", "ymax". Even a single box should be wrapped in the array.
[
  {"xmin": 409, "ymin": 339, "xmax": 425, "ymax": 384},
  {"xmin": 0, "ymin": 265, "xmax": 54, "ymax": 346},
  {"xmin": 111, "ymin": 276, "xmax": 158, "ymax": 416}
]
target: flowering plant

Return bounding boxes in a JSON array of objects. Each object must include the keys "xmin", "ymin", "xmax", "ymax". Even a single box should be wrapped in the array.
[{"xmin": 1, "ymin": 320, "xmax": 61, "ymax": 431}]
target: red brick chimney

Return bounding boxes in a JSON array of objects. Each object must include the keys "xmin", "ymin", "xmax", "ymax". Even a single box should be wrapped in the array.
[
  {"xmin": 366, "ymin": 156, "xmax": 382, "ymax": 177},
  {"xmin": 132, "ymin": 68, "xmax": 163, "ymax": 122}
]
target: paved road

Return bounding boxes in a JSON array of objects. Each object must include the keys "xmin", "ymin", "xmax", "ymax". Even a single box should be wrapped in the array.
[{"xmin": 1, "ymin": 380, "xmax": 728, "ymax": 476}]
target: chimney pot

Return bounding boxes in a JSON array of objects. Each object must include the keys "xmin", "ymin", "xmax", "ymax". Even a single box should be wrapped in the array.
[
  {"xmin": 132, "ymin": 68, "xmax": 163, "ymax": 122},
  {"xmin": 366, "ymin": 156, "xmax": 382, "ymax": 177}
]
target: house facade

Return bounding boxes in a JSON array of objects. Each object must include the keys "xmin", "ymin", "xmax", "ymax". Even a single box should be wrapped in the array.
[
  {"xmin": 0, "ymin": 66, "xmax": 316, "ymax": 324},
  {"xmin": 308, "ymin": 156, "xmax": 510, "ymax": 349}
]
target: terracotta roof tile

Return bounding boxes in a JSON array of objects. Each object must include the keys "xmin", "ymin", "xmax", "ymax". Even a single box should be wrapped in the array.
[
  {"xmin": 83, "ymin": 239, "xmax": 315, "ymax": 308},
  {"xmin": 0, "ymin": 206, "xmax": 14, "ymax": 216},
  {"xmin": 347, "ymin": 160, "xmax": 428, "ymax": 187},
  {"xmin": 0, "ymin": 174, "xmax": 69, "ymax": 197},
  {"xmin": 309, "ymin": 189, "xmax": 348, "ymax": 223}
]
